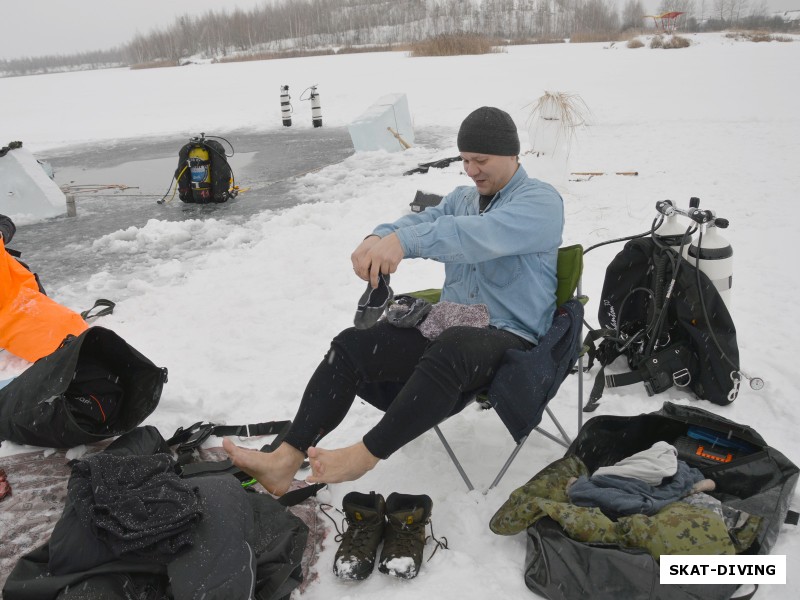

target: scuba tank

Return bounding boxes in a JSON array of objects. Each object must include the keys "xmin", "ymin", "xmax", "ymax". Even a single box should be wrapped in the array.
[
  {"xmin": 310, "ymin": 86, "xmax": 322, "ymax": 128},
  {"xmin": 301, "ymin": 85, "xmax": 322, "ymax": 128},
  {"xmin": 688, "ymin": 218, "xmax": 733, "ymax": 311},
  {"xmin": 655, "ymin": 198, "xmax": 734, "ymax": 313},
  {"xmin": 652, "ymin": 199, "xmax": 693, "ymax": 311},
  {"xmin": 653, "ymin": 211, "xmax": 688, "ymax": 253},
  {"xmin": 187, "ymin": 144, "xmax": 212, "ymax": 202},
  {"xmin": 280, "ymin": 85, "xmax": 292, "ymax": 127}
]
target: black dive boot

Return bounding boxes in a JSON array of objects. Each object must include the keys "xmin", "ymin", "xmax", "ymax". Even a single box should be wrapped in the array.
[
  {"xmin": 378, "ymin": 492, "xmax": 432, "ymax": 579},
  {"xmin": 333, "ymin": 491, "xmax": 386, "ymax": 580}
]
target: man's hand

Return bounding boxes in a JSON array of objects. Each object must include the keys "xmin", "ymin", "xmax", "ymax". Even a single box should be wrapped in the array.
[
  {"xmin": 351, "ymin": 233, "xmax": 404, "ymax": 288},
  {"xmin": 351, "ymin": 235, "xmax": 381, "ymax": 280}
]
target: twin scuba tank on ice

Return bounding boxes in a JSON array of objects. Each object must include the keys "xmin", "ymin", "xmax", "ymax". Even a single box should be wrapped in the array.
[
  {"xmin": 175, "ymin": 134, "xmax": 236, "ymax": 204},
  {"xmin": 653, "ymin": 197, "xmax": 733, "ymax": 311},
  {"xmin": 279, "ymin": 85, "xmax": 322, "ymax": 128}
]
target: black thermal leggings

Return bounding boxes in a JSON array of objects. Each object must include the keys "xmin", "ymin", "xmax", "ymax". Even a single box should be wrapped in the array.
[{"xmin": 282, "ymin": 321, "xmax": 532, "ymax": 459}]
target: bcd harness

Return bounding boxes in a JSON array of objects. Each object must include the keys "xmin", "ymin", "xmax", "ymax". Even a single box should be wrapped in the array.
[
  {"xmin": 159, "ymin": 133, "xmax": 239, "ymax": 204},
  {"xmin": 581, "ymin": 201, "xmax": 743, "ymax": 412}
]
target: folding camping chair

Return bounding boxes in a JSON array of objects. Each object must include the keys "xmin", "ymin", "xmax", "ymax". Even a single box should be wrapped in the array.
[{"xmin": 430, "ymin": 244, "xmax": 586, "ymax": 492}]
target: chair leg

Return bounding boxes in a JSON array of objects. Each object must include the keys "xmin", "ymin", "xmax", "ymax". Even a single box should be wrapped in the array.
[
  {"xmin": 546, "ymin": 406, "xmax": 572, "ymax": 445},
  {"xmin": 434, "ymin": 424, "xmax": 527, "ymax": 493},
  {"xmin": 533, "ymin": 428, "xmax": 567, "ymax": 448},
  {"xmin": 433, "ymin": 424, "xmax": 474, "ymax": 491},
  {"xmin": 434, "ymin": 318, "xmax": 582, "ymax": 491},
  {"xmin": 436, "ymin": 409, "xmax": 572, "ymax": 492},
  {"xmin": 489, "ymin": 435, "xmax": 528, "ymax": 490}
]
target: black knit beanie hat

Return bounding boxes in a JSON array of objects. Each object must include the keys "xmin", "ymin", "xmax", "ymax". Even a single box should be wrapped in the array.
[{"xmin": 457, "ymin": 106, "xmax": 520, "ymax": 156}]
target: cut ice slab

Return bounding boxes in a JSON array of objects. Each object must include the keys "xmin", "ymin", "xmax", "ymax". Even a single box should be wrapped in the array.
[{"xmin": 0, "ymin": 145, "xmax": 66, "ymax": 223}]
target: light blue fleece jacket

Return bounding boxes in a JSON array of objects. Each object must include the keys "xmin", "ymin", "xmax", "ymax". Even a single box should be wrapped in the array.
[{"xmin": 372, "ymin": 165, "xmax": 564, "ymax": 343}]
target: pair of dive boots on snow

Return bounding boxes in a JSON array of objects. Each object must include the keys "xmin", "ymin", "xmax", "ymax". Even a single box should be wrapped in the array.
[{"xmin": 332, "ymin": 491, "xmax": 436, "ymax": 580}]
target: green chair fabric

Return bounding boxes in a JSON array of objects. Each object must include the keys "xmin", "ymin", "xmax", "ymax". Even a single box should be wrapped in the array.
[
  {"xmin": 556, "ymin": 244, "xmax": 583, "ymax": 307},
  {"xmin": 408, "ymin": 288, "xmax": 442, "ymax": 304}
]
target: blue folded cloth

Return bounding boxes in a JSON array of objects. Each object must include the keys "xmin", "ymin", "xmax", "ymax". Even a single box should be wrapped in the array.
[{"xmin": 567, "ymin": 460, "xmax": 705, "ymax": 518}]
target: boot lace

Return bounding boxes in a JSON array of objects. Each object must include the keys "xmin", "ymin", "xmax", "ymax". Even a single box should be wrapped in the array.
[
  {"xmin": 342, "ymin": 519, "xmax": 383, "ymax": 554},
  {"xmin": 319, "ymin": 502, "xmax": 345, "ymax": 538},
  {"xmin": 426, "ymin": 519, "xmax": 449, "ymax": 562},
  {"xmin": 388, "ymin": 518, "xmax": 449, "ymax": 561},
  {"xmin": 320, "ymin": 502, "xmax": 382, "ymax": 554}
]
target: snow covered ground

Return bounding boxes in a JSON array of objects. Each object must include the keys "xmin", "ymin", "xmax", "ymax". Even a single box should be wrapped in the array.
[{"xmin": 1, "ymin": 32, "xmax": 799, "ymax": 599}]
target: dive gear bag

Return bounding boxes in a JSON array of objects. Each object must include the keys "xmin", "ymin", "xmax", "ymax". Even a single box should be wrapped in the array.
[
  {"xmin": 521, "ymin": 402, "xmax": 798, "ymax": 600},
  {"xmin": 2, "ymin": 426, "xmax": 310, "ymax": 600}
]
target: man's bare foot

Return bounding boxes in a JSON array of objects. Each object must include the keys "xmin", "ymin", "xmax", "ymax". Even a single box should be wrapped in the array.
[
  {"xmin": 222, "ymin": 438, "xmax": 305, "ymax": 496},
  {"xmin": 306, "ymin": 441, "xmax": 380, "ymax": 484}
]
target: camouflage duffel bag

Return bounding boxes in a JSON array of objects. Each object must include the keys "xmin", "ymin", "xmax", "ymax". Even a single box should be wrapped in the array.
[{"xmin": 492, "ymin": 402, "xmax": 798, "ymax": 600}]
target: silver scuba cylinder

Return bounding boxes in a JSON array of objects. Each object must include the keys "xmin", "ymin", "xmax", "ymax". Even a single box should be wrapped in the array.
[
  {"xmin": 653, "ymin": 213, "xmax": 688, "ymax": 253},
  {"xmin": 310, "ymin": 85, "xmax": 322, "ymax": 128},
  {"xmin": 654, "ymin": 200, "xmax": 691, "ymax": 252},
  {"xmin": 688, "ymin": 219, "xmax": 733, "ymax": 312},
  {"xmin": 280, "ymin": 85, "xmax": 292, "ymax": 127}
]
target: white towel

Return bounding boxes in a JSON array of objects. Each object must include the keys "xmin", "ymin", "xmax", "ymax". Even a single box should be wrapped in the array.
[{"xmin": 592, "ymin": 441, "xmax": 678, "ymax": 486}]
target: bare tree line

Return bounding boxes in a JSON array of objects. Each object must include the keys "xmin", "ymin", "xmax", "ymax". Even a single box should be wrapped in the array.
[
  {"xmin": 0, "ymin": 48, "xmax": 127, "ymax": 77},
  {"xmin": 1, "ymin": 0, "xmax": 795, "ymax": 77}
]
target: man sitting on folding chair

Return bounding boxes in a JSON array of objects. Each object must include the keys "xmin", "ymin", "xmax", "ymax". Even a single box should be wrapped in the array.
[{"xmin": 224, "ymin": 106, "xmax": 564, "ymax": 495}]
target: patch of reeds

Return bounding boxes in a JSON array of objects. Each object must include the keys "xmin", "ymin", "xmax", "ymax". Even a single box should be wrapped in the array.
[
  {"xmin": 727, "ymin": 31, "xmax": 795, "ymax": 43},
  {"xmin": 129, "ymin": 59, "xmax": 180, "ymax": 70},
  {"xmin": 504, "ymin": 38, "xmax": 565, "ymax": 46},
  {"xmin": 664, "ymin": 35, "xmax": 691, "ymax": 48},
  {"xmin": 650, "ymin": 34, "xmax": 691, "ymax": 49},
  {"xmin": 217, "ymin": 48, "xmax": 336, "ymax": 63},
  {"xmin": 570, "ymin": 31, "xmax": 627, "ymax": 43},
  {"xmin": 627, "ymin": 38, "xmax": 645, "ymax": 49},
  {"xmin": 409, "ymin": 33, "xmax": 502, "ymax": 57},
  {"xmin": 335, "ymin": 44, "xmax": 399, "ymax": 55}
]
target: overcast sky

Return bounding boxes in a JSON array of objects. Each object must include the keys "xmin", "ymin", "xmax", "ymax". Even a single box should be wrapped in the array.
[
  {"xmin": 0, "ymin": 0, "xmax": 269, "ymax": 60},
  {"xmin": 0, "ymin": 0, "xmax": 797, "ymax": 60}
]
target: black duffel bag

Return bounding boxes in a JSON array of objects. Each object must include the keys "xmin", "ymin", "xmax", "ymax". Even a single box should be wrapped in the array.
[
  {"xmin": 523, "ymin": 402, "xmax": 798, "ymax": 600},
  {"xmin": 3, "ymin": 426, "xmax": 309, "ymax": 600},
  {"xmin": 0, "ymin": 326, "xmax": 167, "ymax": 448}
]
